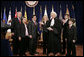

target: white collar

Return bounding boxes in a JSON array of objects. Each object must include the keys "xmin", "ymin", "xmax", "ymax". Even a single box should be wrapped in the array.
[
  {"xmin": 33, "ymin": 20, "xmax": 35, "ymax": 23},
  {"xmin": 65, "ymin": 19, "xmax": 68, "ymax": 21},
  {"xmin": 51, "ymin": 19, "xmax": 54, "ymax": 21},
  {"xmin": 44, "ymin": 21, "xmax": 46, "ymax": 24},
  {"xmin": 65, "ymin": 19, "xmax": 68, "ymax": 23}
]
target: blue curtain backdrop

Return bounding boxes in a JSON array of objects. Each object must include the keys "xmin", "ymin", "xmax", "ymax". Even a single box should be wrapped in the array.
[{"xmin": 1, "ymin": 1, "xmax": 83, "ymax": 44}]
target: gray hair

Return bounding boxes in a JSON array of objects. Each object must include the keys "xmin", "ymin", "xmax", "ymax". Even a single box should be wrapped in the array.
[
  {"xmin": 17, "ymin": 11, "xmax": 22, "ymax": 14},
  {"xmin": 51, "ymin": 12, "xmax": 57, "ymax": 17}
]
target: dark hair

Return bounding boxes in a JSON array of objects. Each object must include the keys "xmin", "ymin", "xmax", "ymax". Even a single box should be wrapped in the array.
[
  {"xmin": 69, "ymin": 18, "xmax": 74, "ymax": 23},
  {"xmin": 17, "ymin": 11, "xmax": 21, "ymax": 12},
  {"xmin": 23, "ymin": 16, "xmax": 25, "ymax": 18},
  {"xmin": 32, "ymin": 15, "xmax": 36, "ymax": 18},
  {"xmin": 65, "ymin": 14, "xmax": 70, "ymax": 16}
]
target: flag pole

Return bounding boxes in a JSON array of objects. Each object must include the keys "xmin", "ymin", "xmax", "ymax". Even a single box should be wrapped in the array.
[
  {"xmin": 1, "ymin": 7, "xmax": 2, "ymax": 20},
  {"xmin": 72, "ymin": 5, "xmax": 76, "ymax": 27},
  {"xmin": 52, "ymin": 4, "xmax": 53, "ymax": 12},
  {"xmin": 33, "ymin": 7, "xmax": 35, "ymax": 15},
  {"xmin": 40, "ymin": 5, "xmax": 43, "ymax": 42}
]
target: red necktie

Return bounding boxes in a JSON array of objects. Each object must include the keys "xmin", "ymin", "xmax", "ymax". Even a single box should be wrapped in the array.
[
  {"xmin": 19, "ymin": 19, "xmax": 21, "ymax": 24},
  {"xmin": 34, "ymin": 22, "xmax": 36, "ymax": 25}
]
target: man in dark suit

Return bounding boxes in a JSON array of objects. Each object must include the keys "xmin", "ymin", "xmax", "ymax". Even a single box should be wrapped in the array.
[
  {"xmin": 11, "ymin": 11, "xmax": 22, "ymax": 56},
  {"xmin": 62, "ymin": 14, "xmax": 70, "ymax": 54},
  {"xmin": 28, "ymin": 15, "xmax": 39, "ymax": 55},
  {"xmin": 20, "ymin": 17, "xmax": 29, "ymax": 55},
  {"xmin": 66, "ymin": 19, "xmax": 77, "ymax": 56},
  {"xmin": 47, "ymin": 12, "xmax": 62, "ymax": 56}
]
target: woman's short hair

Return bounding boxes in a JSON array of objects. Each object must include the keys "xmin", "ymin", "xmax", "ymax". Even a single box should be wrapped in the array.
[{"xmin": 50, "ymin": 12, "xmax": 57, "ymax": 17}]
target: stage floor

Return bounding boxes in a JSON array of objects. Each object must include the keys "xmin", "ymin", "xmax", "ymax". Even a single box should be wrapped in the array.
[{"xmin": 13, "ymin": 45, "xmax": 83, "ymax": 56}]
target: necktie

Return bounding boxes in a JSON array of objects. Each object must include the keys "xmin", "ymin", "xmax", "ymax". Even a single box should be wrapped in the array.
[
  {"xmin": 25, "ymin": 24, "xmax": 28, "ymax": 36},
  {"xmin": 19, "ymin": 18, "xmax": 21, "ymax": 24},
  {"xmin": 34, "ymin": 22, "xmax": 36, "ymax": 25}
]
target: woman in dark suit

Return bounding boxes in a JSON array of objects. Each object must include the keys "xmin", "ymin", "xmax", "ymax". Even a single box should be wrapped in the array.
[
  {"xmin": 66, "ymin": 19, "xmax": 77, "ymax": 56},
  {"xmin": 39, "ymin": 15, "xmax": 49, "ymax": 54}
]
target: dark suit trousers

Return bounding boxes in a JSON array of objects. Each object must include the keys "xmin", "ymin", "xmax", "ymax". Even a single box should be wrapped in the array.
[
  {"xmin": 67, "ymin": 41, "xmax": 76, "ymax": 56},
  {"xmin": 25, "ymin": 36, "xmax": 29, "ymax": 51},
  {"xmin": 29, "ymin": 37, "xmax": 37, "ymax": 54},
  {"xmin": 18, "ymin": 37, "xmax": 26, "ymax": 55},
  {"xmin": 12, "ymin": 36, "xmax": 18, "ymax": 55},
  {"xmin": 43, "ymin": 32, "xmax": 48, "ymax": 54},
  {"xmin": 62, "ymin": 37, "xmax": 66, "ymax": 54}
]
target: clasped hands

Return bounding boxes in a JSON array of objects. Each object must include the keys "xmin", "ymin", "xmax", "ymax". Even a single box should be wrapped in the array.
[{"xmin": 47, "ymin": 27, "xmax": 53, "ymax": 31}]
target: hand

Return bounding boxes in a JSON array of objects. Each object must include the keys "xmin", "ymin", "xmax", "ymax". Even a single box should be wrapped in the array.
[
  {"xmin": 47, "ymin": 27, "xmax": 50, "ymax": 30},
  {"xmin": 9, "ymin": 20, "xmax": 12, "ymax": 23},
  {"xmin": 50, "ymin": 28, "xmax": 53, "ymax": 31},
  {"xmin": 73, "ymin": 40, "xmax": 76, "ymax": 43},
  {"xmin": 5, "ymin": 32, "xmax": 11, "ymax": 40},
  {"xmin": 39, "ymin": 22, "xmax": 44, "ymax": 25},
  {"xmin": 65, "ymin": 38, "xmax": 67, "ymax": 42},
  {"xmin": 11, "ymin": 33, "xmax": 14, "ymax": 36},
  {"xmin": 29, "ymin": 35, "xmax": 32, "ymax": 39},
  {"xmin": 47, "ymin": 27, "xmax": 53, "ymax": 31},
  {"xmin": 61, "ymin": 40, "xmax": 63, "ymax": 43},
  {"xmin": 18, "ymin": 36, "xmax": 21, "ymax": 41}
]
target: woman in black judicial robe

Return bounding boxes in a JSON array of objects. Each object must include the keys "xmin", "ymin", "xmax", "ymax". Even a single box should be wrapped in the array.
[{"xmin": 47, "ymin": 17, "xmax": 62, "ymax": 55}]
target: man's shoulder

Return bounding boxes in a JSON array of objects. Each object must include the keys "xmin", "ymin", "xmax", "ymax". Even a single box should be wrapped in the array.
[
  {"xmin": 12, "ymin": 18, "xmax": 18, "ymax": 21},
  {"xmin": 29, "ymin": 21, "xmax": 33, "ymax": 23},
  {"xmin": 55, "ymin": 18, "xmax": 62, "ymax": 23},
  {"xmin": 13, "ymin": 18, "xmax": 18, "ymax": 20},
  {"xmin": 55, "ymin": 18, "xmax": 59, "ymax": 21},
  {"xmin": 72, "ymin": 25, "xmax": 76, "ymax": 29},
  {"xmin": 28, "ymin": 21, "xmax": 33, "ymax": 25},
  {"xmin": 46, "ymin": 20, "xmax": 50, "ymax": 24}
]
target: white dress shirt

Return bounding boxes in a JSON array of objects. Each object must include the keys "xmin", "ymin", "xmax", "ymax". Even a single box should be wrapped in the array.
[
  {"xmin": 65, "ymin": 19, "xmax": 68, "ymax": 23},
  {"xmin": 44, "ymin": 21, "xmax": 46, "ymax": 24},
  {"xmin": 25, "ymin": 24, "xmax": 29, "ymax": 36},
  {"xmin": 50, "ymin": 19, "xmax": 55, "ymax": 26}
]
